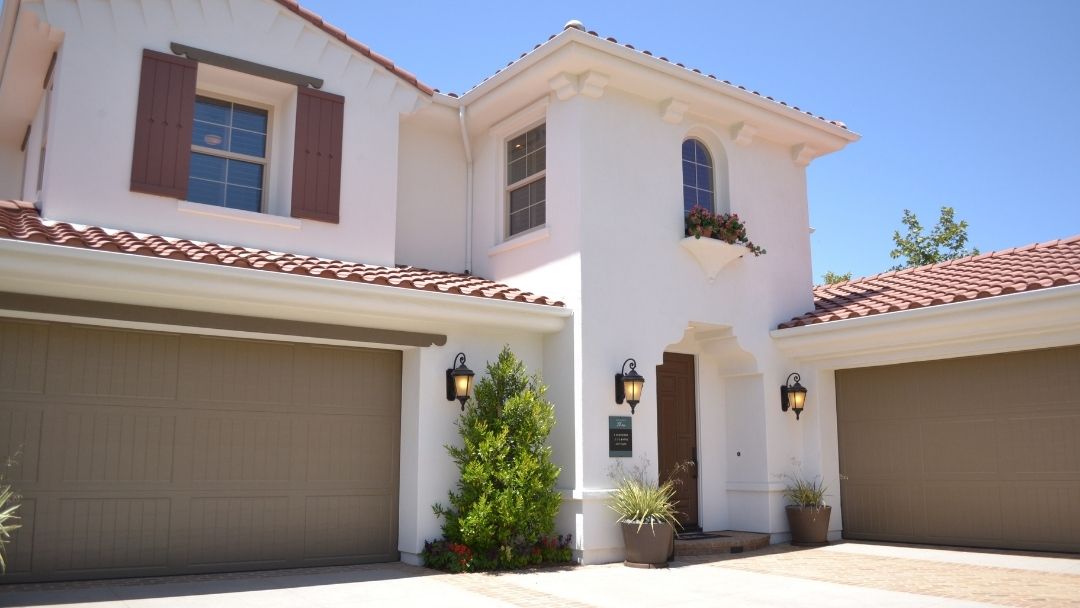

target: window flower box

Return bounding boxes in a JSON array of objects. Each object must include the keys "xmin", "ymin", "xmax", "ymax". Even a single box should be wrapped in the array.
[{"xmin": 682, "ymin": 206, "xmax": 765, "ymax": 280}]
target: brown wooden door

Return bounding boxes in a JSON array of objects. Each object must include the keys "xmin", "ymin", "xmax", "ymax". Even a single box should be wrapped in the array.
[{"xmin": 657, "ymin": 352, "xmax": 698, "ymax": 529}]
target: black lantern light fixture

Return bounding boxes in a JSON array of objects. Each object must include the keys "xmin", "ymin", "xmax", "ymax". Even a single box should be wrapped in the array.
[
  {"xmin": 780, "ymin": 372, "xmax": 808, "ymax": 420},
  {"xmin": 615, "ymin": 358, "xmax": 646, "ymax": 414},
  {"xmin": 446, "ymin": 352, "xmax": 475, "ymax": 411}
]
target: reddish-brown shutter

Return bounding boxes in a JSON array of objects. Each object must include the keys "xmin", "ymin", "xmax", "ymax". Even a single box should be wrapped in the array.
[
  {"xmin": 130, "ymin": 49, "xmax": 197, "ymax": 199},
  {"xmin": 291, "ymin": 87, "xmax": 344, "ymax": 223}
]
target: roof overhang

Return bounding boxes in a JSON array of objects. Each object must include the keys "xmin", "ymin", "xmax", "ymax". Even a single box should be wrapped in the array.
[
  {"xmin": 441, "ymin": 28, "xmax": 859, "ymax": 158},
  {"xmin": 0, "ymin": 1, "xmax": 63, "ymax": 148},
  {"xmin": 770, "ymin": 283, "xmax": 1080, "ymax": 369},
  {"xmin": 0, "ymin": 239, "xmax": 572, "ymax": 339}
]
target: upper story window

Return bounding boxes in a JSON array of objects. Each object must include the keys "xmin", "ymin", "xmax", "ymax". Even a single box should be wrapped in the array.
[
  {"xmin": 188, "ymin": 96, "xmax": 269, "ymax": 213},
  {"xmin": 682, "ymin": 138, "xmax": 714, "ymax": 215},
  {"xmin": 507, "ymin": 124, "xmax": 546, "ymax": 237}
]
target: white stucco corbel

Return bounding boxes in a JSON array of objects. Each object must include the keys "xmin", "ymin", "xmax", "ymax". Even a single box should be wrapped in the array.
[
  {"xmin": 731, "ymin": 122, "xmax": 758, "ymax": 147},
  {"xmin": 549, "ymin": 72, "xmax": 578, "ymax": 101},
  {"xmin": 549, "ymin": 71, "xmax": 609, "ymax": 100},
  {"xmin": 791, "ymin": 143, "xmax": 818, "ymax": 167},
  {"xmin": 579, "ymin": 71, "xmax": 609, "ymax": 98},
  {"xmin": 660, "ymin": 98, "xmax": 689, "ymax": 124}
]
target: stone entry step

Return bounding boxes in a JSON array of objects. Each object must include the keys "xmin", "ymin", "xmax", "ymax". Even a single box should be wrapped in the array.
[{"xmin": 674, "ymin": 530, "xmax": 770, "ymax": 557}]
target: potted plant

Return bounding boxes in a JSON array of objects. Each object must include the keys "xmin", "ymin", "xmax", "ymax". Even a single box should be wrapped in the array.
[
  {"xmin": 684, "ymin": 205, "xmax": 767, "ymax": 256},
  {"xmin": 783, "ymin": 474, "xmax": 831, "ymax": 546},
  {"xmin": 608, "ymin": 464, "xmax": 680, "ymax": 568}
]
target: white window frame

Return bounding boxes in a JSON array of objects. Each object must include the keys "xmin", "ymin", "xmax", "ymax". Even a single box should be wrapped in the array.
[
  {"xmin": 189, "ymin": 90, "xmax": 273, "ymax": 213},
  {"xmin": 504, "ymin": 123, "xmax": 546, "ymax": 239},
  {"xmin": 489, "ymin": 96, "xmax": 549, "ymax": 244}
]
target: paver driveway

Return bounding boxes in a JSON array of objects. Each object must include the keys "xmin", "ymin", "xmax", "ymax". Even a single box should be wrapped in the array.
[{"xmin": 1, "ymin": 542, "xmax": 1077, "ymax": 607}]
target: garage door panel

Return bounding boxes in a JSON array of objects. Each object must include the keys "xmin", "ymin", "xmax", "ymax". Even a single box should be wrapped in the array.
[
  {"xmin": 837, "ymin": 345, "xmax": 1080, "ymax": 553},
  {"xmin": 0, "ymin": 405, "xmax": 43, "ymax": 485},
  {"xmin": 0, "ymin": 319, "xmax": 402, "ymax": 582},
  {"xmin": 55, "ymin": 409, "xmax": 177, "ymax": 485},
  {"xmin": 306, "ymin": 416, "xmax": 397, "ymax": 486},
  {"xmin": 189, "ymin": 414, "xmax": 295, "ymax": 484},
  {"xmin": 921, "ymin": 419, "xmax": 997, "ymax": 476},
  {"xmin": 997, "ymin": 414, "xmax": 1080, "ymax": 475},
  {"xmin": 840, "ymin": 482, "xmax": 920, "ymax": 539},
  {"xmin": 0, "ymin": 319, "xmax": 48, "ymax": 394},
  {"xmin": 47, "ymin": 325, "xmax": 180, "ymax": 401},
  {"xmin": 923, "ymin": 482, "xmax": 1002, "ymax": 541},
  {"xmin": 303, "ymin": 494, "xmax": 395, "ymax": 560},
  {"xmin": 187, "ymin": 496, "xmax": 291, "ymax": 566},
  {"xmin": 51, "ymin": 497, "xmax": 172, "ymax": 573},
  {"xmin": 1001, "ymin": 483, "xmax": 1080, "ymax": 545},
  {"xmin": 838, "ymin": 419, "xmax": 921, "ymax": 478},
  {"xmin": 179, "ymin": 336, "xmax": 295, "ymax": 407}
]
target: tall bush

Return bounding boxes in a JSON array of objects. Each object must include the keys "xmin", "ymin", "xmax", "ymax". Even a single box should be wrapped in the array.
[{"xmin": 432, "ymin": 346, "xmax": 563, "ymax": 569}]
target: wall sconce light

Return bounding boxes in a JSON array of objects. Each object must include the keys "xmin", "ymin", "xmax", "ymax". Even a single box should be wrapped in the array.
[
  {"xmin": 780, "ymin": 372, "xmax": 807, "ymax": 420},
  {"xmin": 446, "ymin": 352, "xmax": 475, "ymax": 411},
  {"xmin": 615, "ymin": 358, "xmax": 645, "ymax": 414}
]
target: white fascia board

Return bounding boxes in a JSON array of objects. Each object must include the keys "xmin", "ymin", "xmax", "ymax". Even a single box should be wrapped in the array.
[
  {"xmin": 0, "ymin": 240, "xmax": 571, "ymax": 334},
  {"xmin": 770, "ymin": 283, "xmax": 1080, "ymax": 368},
  {"xmin": 451, "ymin": 28, "xmax": 858, "ymax": 144}
]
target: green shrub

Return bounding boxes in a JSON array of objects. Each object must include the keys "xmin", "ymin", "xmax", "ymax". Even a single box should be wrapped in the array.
[
  {"xmin": 429, "ymin": 346, "xmax": 564, "ymax": 571},
  {"xmin": 782, "ymin": 474, "xmax": 828, "ymax": 508}
]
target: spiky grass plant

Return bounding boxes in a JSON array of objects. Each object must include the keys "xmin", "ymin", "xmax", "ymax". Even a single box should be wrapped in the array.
[
  {"xmin": 0, "ymin": 454, "xmax": 21, "ymax": 574},
  {"xmin": 608, "ymin": 464, "xmax": 681, "ymax": 531},
  {"xmin": 782, "ymin": 474, "xmax": 827, "ymax": 508}
]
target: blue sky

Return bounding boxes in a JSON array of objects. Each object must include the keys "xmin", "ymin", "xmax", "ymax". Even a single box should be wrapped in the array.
[{"xmin": 305, "ymin": 0, "xmax": 1080, "ymax": 282}]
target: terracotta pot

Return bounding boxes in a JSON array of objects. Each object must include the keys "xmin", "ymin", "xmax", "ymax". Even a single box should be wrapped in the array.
[
  {"xmin": 701, "ymin": 228, "xmax": 714, "ymax": 238},
  {"xmin": 785, "ymin": 505, "xmax": 832, "ymax": 546},
  {"xmin": 620, "ymin": 521, "xmax": 674, "ymax": 568}
]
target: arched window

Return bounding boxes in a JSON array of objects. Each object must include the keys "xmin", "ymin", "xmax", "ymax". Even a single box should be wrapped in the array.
[{"xmin": 682, "ymin": 138, "xmax": 714, "ymax": 215}]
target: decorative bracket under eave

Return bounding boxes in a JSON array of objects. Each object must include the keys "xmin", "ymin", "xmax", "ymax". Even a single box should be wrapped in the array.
[
  {"xmin": 731, "ymin": 122, "xmax": 757, "ymax": 147},
  {"xmin": 660, "ymin": 98, "xmax": 689, "ymax": 124},
  {"xmin": 549, "ymin": 71, "xmax": 610, "ymax": 101},
  {"xmin": 791, "ymin": 143, "xmax": 818, "ymax": 167}
]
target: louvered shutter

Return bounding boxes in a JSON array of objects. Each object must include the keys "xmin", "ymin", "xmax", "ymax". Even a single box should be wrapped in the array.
[
  {"xmin": 130, "ymin": 50, "xmax": 197, "ymax": 198},
  {"xmin": 291, "ymin": 87, "xmax": 344, "ymax": 223}
]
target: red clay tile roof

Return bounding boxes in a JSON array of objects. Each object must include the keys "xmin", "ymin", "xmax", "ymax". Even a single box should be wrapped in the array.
[
  {"xmin": 778, "ymin": 236, "xmax": 1080, "ymax": 329},
  {"xmin": 449, "ymin": 24, "xmax": 849, "ymax": 131},
  {"xmin": 273, "ymin": 0, "xmax": 433, "ymax": 96},
  {"xmin": 0, "ymin": 200, "xmax": 563, "ymax": 307}
]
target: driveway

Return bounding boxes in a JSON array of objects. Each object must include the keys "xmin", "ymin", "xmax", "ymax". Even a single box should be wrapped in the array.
[{"xmin": 1, "ymin": 542, "xmax": 1077, "ymax": 608}]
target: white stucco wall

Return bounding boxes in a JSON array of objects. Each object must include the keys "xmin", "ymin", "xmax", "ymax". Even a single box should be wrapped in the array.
[{"xmin": 24, "ymin": 0, "xmax": 426, "ymax": 266}]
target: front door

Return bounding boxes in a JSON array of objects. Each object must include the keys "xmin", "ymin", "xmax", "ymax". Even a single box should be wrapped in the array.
[{"xmin": 656, "ymin": 352, "xmax": 699, "ymax": 529}]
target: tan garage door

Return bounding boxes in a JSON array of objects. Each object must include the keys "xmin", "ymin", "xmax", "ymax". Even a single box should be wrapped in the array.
[
  {"xmin": 836, "ymin": 345, "xmax": 1080, "ymax": 553},
  {"xmin": 0, "ymin": 318, "xmax": 402, "ymax": 582}
]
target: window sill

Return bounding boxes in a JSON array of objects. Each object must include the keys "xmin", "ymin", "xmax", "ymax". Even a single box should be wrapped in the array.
[
  {"xmin": 488, "ymin": 226, "xmax": 550, "ymax": 257},
  {"xmin": 177, "ymin": 200, "xmax": 302, "ymax": 230},
  {"xmin": 679, "ymin": 236, "xmax": 749, "ymax": 281}
]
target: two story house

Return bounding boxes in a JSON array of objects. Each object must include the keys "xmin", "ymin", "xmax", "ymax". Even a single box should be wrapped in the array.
[{"xmin": 1, "ymin": 0, "xmax": 1077, "ymax": 583}]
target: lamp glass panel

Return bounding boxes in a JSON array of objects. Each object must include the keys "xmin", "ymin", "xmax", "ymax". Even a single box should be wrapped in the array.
[
  {"xmin": 454, "ymin": 374, "xmax": 473, "ymax": 399},
  {"xmin": 625, "ymin": 377, "xmax": 644, "ymax": 402},
  {"xmin": 791, "ymin": 388, "xmax": 806, "ymax": 410}
]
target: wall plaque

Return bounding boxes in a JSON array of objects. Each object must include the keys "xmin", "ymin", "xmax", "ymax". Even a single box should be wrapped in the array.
[{"xmin": 609, "ymin": 416, "xmax": 632, "ymax": 457}]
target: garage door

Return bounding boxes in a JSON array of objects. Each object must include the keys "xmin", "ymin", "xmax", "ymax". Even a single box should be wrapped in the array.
[
  {"xmin": 0, "ymin": 318, "xmax": 402, "ymax": 582},
  {"xmin": 836, "ymin": 345, "xmax": 1080, "ymax": 553}
]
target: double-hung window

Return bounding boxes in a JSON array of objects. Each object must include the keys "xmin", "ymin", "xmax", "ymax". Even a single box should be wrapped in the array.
[
  {"xmin": 506, "ymin": 124, "xmax": 546, "ymax": 237},
  {"xmin": 188, "ymin": 95, "xmax": 269, "ymax": 213}
]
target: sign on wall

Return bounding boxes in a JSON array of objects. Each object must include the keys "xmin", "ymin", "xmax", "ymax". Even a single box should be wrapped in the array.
[{"xmin": 608, "ymin": 416, "xmax": 632, "ymax": 457}]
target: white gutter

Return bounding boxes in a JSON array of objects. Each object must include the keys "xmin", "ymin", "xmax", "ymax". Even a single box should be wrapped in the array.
[
  {"xmin": 0, "ymin": 240, "xmax": 571, "ymax": 334},
  {"xmin": 770, "ymin": 282, "xmax": 1080, "ymax": 365},
  {"xmin": 458, "ymin": 105, "xmax": 473, "ymax": 274}
]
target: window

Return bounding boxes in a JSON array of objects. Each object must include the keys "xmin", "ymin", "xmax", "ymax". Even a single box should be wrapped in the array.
[
  {"xmin": 506, "ymin": 124, "xmax": 546, "ymax": 237},
  {"xmin": 187, "ymin": 95, "xmax": 269, "ymax": 213},
  {"xmin": 682, "ymin": 138, "xmax": 714, "ymax": 215}
]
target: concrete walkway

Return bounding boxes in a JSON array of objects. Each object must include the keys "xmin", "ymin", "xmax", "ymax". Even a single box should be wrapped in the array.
[{"xmin": 1, "ymin": 542, "xmax": 1077, "ymax": 608}]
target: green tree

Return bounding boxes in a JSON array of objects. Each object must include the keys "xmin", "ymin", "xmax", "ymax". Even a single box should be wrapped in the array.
[
  {"xmin": 889, "ymin": 206, "xmax": 978, "ymax": 270},
  {"xmin": 433, "ymin": 347, "xmax": 561, "ymax": 568},
  {"xmin": 822, "ymin": 271, "xmax": 852, "ymax": 285}
]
